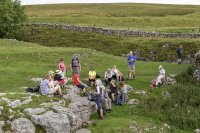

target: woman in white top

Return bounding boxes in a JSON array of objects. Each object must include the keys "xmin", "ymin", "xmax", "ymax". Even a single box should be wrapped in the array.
[
  {"xmin": 112, "ymin": 65, "xmax": 123, "ymax": 81},
  {"xmin": 156, "ymin": 65, "xmax": 166, "ymax": 86}
]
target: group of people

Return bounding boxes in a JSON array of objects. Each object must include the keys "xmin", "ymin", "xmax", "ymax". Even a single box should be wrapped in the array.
[
  {"xmin": 39, "ymin": 51, "xmax": 168, "ymax": 119},
  {"xmin": 40, "ymin": 54, "xmax": 82, "ymax": 97}
]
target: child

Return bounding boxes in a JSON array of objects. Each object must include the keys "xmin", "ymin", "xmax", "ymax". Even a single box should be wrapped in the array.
[{"xmin": 117, "ymin": 81, "xmax": 128, "ymax": 105}]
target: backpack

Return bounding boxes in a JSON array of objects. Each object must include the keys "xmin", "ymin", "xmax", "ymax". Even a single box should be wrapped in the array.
[
  {"xmin": 71, "ymin": 58, "xmax": 79, "ymax": 67},
  {"xmin": 26, "ymin": 85, "xmax": 40, "ymax": 93}
]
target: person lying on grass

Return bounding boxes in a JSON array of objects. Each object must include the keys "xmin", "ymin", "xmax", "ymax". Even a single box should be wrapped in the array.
[
  {"xmin": 73, "ymin": 70, "xmax": 86, "ymax": 95},
  {"xmin": 40, "ymin": 75, "xmax": 63, "ymax": 97}
]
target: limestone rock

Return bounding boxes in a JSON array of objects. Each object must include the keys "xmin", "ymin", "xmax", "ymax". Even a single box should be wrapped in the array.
[
  {"xmin": 11, "ymin": 118, "xmax": 35, "ymax": 133},
  {"xmin": 128, "ymin": 99, "xmax": 139, "ymax": 105},
  {"xmin": 135, "ymin": 90, "xmax": 148, "ymax": 96},
  {"xmin": 1, "ymin": 97, "xmax": 11, "ymax": 103},
  {"xmin": 8, "ymin": 100, "xmax": 21, "ymax": 108},
  {"xmin": 23, "ymin": 108, "xmax": 46, "ymax": 116},
  {"xmin": 195, "ymin": 129, "xmax": 200, "ymax": 133},
  {"xmin": 39, "ymin": 100, "xmax": 65, "ymax": 108},
  {"xmin": 0, "ymin": 106, "xmax": 3, "ymax": 115},
  {"xmin": 21, "ymin": 98, "xmax": 32, "ymax": 105},
  {"xmin": 76, "ymin": 128, "xmax": 92, "ymax": 133},
  {"xmin": 30, "ymin": 77, "xmax": 43, "ymax": 82},
  {"xmin": 52, "ymin": 105, "xmax": 82, "ymax": 132},
  {"xmin": 31, "ymin": 111, "xmax": 70, "ymax": 133},
  {"xmin": 0, "ymin": 121, "xmax": 5, "ymax": 133},
  {"xmin": 0, "ymin": 93, "xmax": 6, "ymax": 97},
  {"xmin": 8, "ymin": 109, "xmax": 16, "ymax": 114}
]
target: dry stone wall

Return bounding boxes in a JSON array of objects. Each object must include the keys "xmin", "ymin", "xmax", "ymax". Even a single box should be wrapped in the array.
[{"xmin": 25, "ymin": 23, "xmax": 200, "ymax": 39}]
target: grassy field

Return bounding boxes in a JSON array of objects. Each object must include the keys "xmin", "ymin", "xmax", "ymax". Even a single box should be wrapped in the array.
[
  {"xmin": 19, "ymin": 26, "xmax": 200, "ymax": 61},
  {"xmin": 0, "ymin": 39, "xmax": 192, "ymax": 132},
  {"xmin": 24, "ymin": 3, "xmax": 200, "ymax": 33}
]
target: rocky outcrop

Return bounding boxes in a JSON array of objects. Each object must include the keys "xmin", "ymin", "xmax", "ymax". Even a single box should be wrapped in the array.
[
  {"xmin": 11, "ymin": 118, "xmax": 35, "ymax": 133},
  {"xmin": 0, "ymin": 121, "xmax": 5, "ymax": 133},
  {"xmin": 31, "ymin": 111, "xmax": 70, "ymax": 133},
  {"xmin": 128, "ymin": 99, "xmax": 139, "ymax": 105},
  {"xmin": 75, "ymin": 128, "xmax": 92, "ymax": 133},
  {"xmin": 23, "ymin": 108, "xmax": 46, "ymax": 116},
  {"xmin": 8, "ymin": 100, "xmax": 21, "ymax": 108},
  {"xmin": 52, "ymin": 105, "xmax": 82, "ymax": 132},
  {"xmin": 25, "ymin": 23, "xmax": 200, "ymax": 39}
]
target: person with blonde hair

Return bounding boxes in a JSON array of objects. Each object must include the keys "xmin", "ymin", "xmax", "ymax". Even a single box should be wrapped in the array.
[
  {"xmin": 156, "ymin": 65, "xmax": 166, "ymax": 86},
  {"xmin": 40, "ymin": 75, "xmax": 63, "ymax": 97},
  {"xmin": 112, "ymin": 65, "xmax": 123, "ymax": 81}
]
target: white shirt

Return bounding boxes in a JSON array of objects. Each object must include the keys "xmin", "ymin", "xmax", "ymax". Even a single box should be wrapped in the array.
[{"xmin": 159, "ymin": 68, "xmax": 165, "ymax": 76}]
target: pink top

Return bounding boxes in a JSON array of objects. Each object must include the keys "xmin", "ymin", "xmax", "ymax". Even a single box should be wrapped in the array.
[{"xmin": 58, "ymin": 62, "xmax": 66, "ymax": 72}]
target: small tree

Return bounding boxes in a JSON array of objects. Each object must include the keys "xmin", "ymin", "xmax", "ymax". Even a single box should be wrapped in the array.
[{"xmin": 0, "ymin": 0, "xmax": 26, "ymax": 38}]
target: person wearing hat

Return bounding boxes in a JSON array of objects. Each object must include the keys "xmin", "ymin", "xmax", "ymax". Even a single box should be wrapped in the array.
[
  {"xmin": 156, "ymin": 65, "xmax": 166, "ymax": 86},
  {"xmin": 54, "ymin": 70, "xmax": 67, "ymax": 86},
  {"xmin": 127, "ymin": 51, "xmax": 137, "ymax": 79},
  {"xmin": 104, "ymin": 68, "xmax": 114, "ymax": 85},
  {"xmin": 70, "ymin": 54, "xmax": 81, "ymax": 76},
  {"xmin": 48, "ymin": 70, "xmax": 54, "ymax": 77}
]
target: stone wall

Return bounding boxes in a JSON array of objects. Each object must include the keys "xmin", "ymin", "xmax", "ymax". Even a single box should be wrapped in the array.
[{"xmin": 25, "ymin": 23, "xmax": 200, "ymax": 39}]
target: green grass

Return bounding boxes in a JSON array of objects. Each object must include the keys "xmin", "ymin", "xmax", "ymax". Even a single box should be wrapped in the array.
[
  {"xmin": 18, "ymin": 26, "xmax": 200, "ymax": 61},
  {"xmin": 0, "ymin": 39, "xmax": 192, "ymax": 132},
  {"xmin": 24, "ymin": 3, "xmax": 200, "ymax": 33}
]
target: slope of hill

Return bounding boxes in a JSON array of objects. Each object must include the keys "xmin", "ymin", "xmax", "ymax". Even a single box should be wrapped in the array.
[
  {"xmin": 24, "ymin": 3, "xmax": 200, "ymax": 33},
  {"xmin": 0, "ymin": 39, "xmax": 191, "ymax": 132}
]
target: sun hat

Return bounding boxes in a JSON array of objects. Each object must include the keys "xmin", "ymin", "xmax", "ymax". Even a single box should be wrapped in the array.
[
  {"xmin": 55, "ymin": 69, "xmax": 61, "ymax": 73},
  {"xmin": 48, "ymin": 70, "xmax": 54, "ymax": 75},
  {"xmin": 159, "ymin": 65, "xmax": 163, "ymax": 69}
]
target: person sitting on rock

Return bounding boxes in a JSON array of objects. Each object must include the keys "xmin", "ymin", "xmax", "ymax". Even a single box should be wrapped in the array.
[
  {"xmin": 102, "ymin": 88, "xmax": 112, "ymax": 112},
  {"xmin": 116, "ymin": 81, "xmax": 128, "ymax": 105},
  {"xmin": 104, "ymin": 68, "xmax": 114, "ymax": 85},
  {"xmin": 156, "ymin": 65, "xmax": 166, "ymax": 86},
  {"xmin": 112, "ymin": 65, "xmax": 123, "ymax": 81},
  {"xmin": 108, "ymin": 79, "xmax": 118, "ymax": 102},
  {"xmin": 73, "ymin": 70, "xmax": 86, "ymax": 95},
  {"xmin": 40, "ymin": 75, "xmax": 63, "ymax": 97},
  {"xmin": 88, "ymin": 67, "xmax": 96, "ymax": 87},
  {"xmin": 54, "ymin": 70, "xmax": 68, "ymax": 86}
]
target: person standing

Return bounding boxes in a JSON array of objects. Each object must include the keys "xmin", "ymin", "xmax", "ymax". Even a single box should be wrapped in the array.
[
  {"xmin": 127, "ymin": 51, "xmax": 136, "ymax": 79},
  {"xmin": 177, "ymin": 45, "xmax": 183, "ymax": 64},
  {"xmin": 70, "ymin": 54, "xmax": 81, "ymax": 76},
  {"xmin": 58, "ymin": 58, "xmax": 66, "ymax": 78}
]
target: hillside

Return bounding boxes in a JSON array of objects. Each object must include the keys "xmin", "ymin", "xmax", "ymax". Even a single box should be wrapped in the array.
[
  {"xmin": 24, "ymin": 3, "xmax": 200, "ymax": 33},
  {"xmin": 18, "ymin": 26, "xmax": 200, "ymax": 61},
  {"xmin": 0, "ymin": 39, "xmax": 192, "ymax": 132}
]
